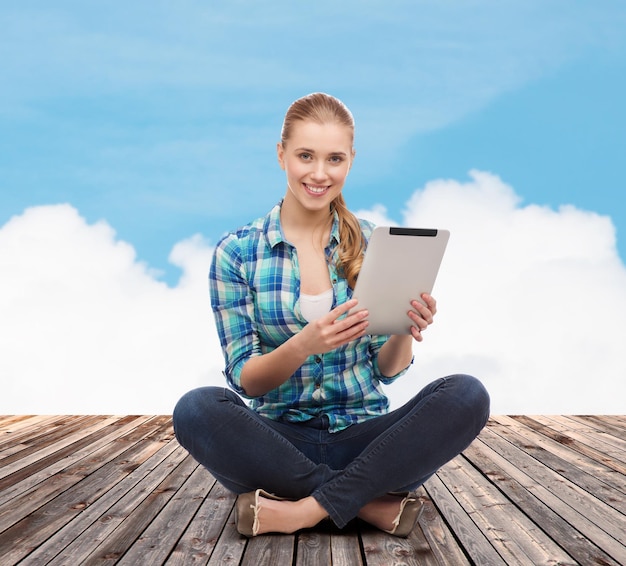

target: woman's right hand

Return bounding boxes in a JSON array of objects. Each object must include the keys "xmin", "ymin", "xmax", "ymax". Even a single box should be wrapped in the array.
[
  {"xmin": 241, "ymin": 299, "xmax": 369, "ymax": 397},
  {"xmin": 294, "ymin": 299, "xmax": 369, "ymax": 357}
]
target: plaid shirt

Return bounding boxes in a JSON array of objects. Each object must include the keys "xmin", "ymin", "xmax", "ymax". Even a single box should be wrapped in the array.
[{"xmin": 209, "ymin": 201, "xmax": 410, "ymax": 432}]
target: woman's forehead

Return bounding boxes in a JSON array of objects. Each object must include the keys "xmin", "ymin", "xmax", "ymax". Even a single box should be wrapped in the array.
[{"xmin": 286, "ymin": 120, "xmax": 353, "ymax": 149}]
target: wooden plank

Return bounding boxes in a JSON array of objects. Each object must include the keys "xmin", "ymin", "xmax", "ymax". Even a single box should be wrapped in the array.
[
  {"xmin": 478, "ymin": 427, "xmax": 626, "ymax": 561},
  {"xmin": 465, "ymin": 435, "xmax": 622, "ymax": 565},
  {"xmin": 116, "ymin": 463, "xmax": 214, "ymax": 565},
  {"xmin": 295, "ymin": 519, "xmax": 363, "ymax": 566},
  {"xmin": 0, "ymin": 415, "xmax": 93, "ymax": 470},
  {"xmin": 436, "ymin": 454, "xmax": 577, "ymax": 565},
  {"xmin": 295, "ymin": 531, "xmax": 332, "ymax": 566},
  {"xmin": 205, "ymin": 506, "xmax": 247, "ymax": 566},
  {"xmin": 561, "ymin": 415, "xmax": 626, "ymax": 454},
  {"xmin": 0, "ymin": 416, "xmax": 67, "ymax": 462},
  {"xmin": 423, "ymin": 470, "xmax": 506, "ymax": 564},
  {"xmin": 415, "ymin": 488, "xmax": 471, "ymax": 566},
  {"xmin": 0, "ymin": 415, "xmax": 37, "ymax": 429},
  {"xmin": 240, "ymin": 532, "xmax": 295, "ymax": 566},
  {"xmin": 1, "ymin": 415, "xmax": 97, "ymax": 451},
  {"xmin": 19, "ymin": 436, "xmax": 182, "ymax": 566},
  {"xmin": 572, "ymin": 415, "xmax": 626, "ymax": 440},
  {"xmin": 522, "ymin": 415, "xmax": 626, "ymax": 472},
  {"xmin": 603, "ymin": 415, "xmax": 626, "ymax": 429},
  {"xmin": 507, "ymin": 415, "xmax": 626, "ymax": 495},
  {"xmin": 164, "ymin": 480, "xmax": 235, "ymax": 566},
  {"xmin": 0, "ymin": 415, "xmax": 624, "ymax": 565},
  {"xmin": 489, "ymin": 415, "xmax": 626, "ymax": 515},
  {"xmin": 77, "ymin": 452, "xmax": 199, "ymax": 565},
  {"xmin": 0, "ymin": 415, "xmax": 60, "ymax": 447},
  {"xmin": 361, "ymin": 527, "xmax": 434, "ymax": 566},
  {"xmin": 0, "ymin": 415, "xmax": 127, "ymax": 482},
  {"xmin": 1, "ymin": 420, "xmax": 176, "ymax": 565},
  {"xmin": 329, "ymin": 526, "xmax": 365, "ymax": 566},
  {"xmin": 0, "ymin": 416, "xmax": 171, "ymax": 533},
  {"xmin": 0, "ymin": 415, "xmax": 153, "ymax": 507},
  {"xmin": 0, "ymin": 414, "xmax": 62, "ymax": 437},
  {"xmin": 526, "ymin": 415, "xmax": 626, "ymax": 463}
]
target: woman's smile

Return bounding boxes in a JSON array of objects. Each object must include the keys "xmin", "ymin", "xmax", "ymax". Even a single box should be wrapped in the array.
[{"xmin": 304, "ymin": 183, "xmax": 331, "ymax": 196}]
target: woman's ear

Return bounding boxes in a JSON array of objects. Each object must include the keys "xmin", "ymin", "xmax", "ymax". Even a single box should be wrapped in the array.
[
  {"xmin": 347, "ymin": 149, "xmax": 356, "ymax": 174},
  {"xmin": 277, "ymin": 142, "xmax": 286, "ymax": 170}
]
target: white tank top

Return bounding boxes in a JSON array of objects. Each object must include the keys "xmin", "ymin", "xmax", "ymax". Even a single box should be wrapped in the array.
[{"xmin": 300, "ymin": 288, "xmax": 334, "ymax": 322}]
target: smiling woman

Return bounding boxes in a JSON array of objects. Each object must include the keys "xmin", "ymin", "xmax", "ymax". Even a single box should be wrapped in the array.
[
  {"xmin": 278, "ymin": 93, "xmax": 362, "ymax": 290},
  {"xmin": 172, "ymin": 92, "xmax": 490, "ymax": 540}
]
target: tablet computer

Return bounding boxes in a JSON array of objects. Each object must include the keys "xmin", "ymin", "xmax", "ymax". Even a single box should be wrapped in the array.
[{"xmin": 351, "ymin": 226, "xmax": 450, "ymax": 335}]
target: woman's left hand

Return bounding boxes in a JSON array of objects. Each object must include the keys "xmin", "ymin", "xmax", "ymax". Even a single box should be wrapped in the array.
[{"xmin": 408, "ymin": 293, "xmax": 437, "ymax": 342}]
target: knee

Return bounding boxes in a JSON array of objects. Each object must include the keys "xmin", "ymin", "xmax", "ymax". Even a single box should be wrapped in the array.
[
  {"xmin": 447, "ymin": 374, "xmax": 491, "ymax": 429},
  {"xmin": 461, "ymin": 374, "xmax": 490, "ymax": 408},
  {"xmin": 172, "ymin": 386, "xmax": 234, "ymax": 443}
]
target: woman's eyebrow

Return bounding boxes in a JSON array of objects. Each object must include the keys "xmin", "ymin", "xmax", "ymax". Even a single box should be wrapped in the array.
[{"xmin": 295, "ymin": 147, "xmax": 348, "ymax": 156}]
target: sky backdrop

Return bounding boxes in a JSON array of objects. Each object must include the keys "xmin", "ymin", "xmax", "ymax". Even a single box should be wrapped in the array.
[{"xmin": 1, "ymin": 1, "xmax": 625, "ymax": 415}]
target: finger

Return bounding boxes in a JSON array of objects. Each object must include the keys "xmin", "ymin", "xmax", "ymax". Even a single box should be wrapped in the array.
[
  {"xmin": 421, "ymin": 293, "xmax": 437, "ymax": 315},
  {"xmin": 320, "ymin": 318, "xmax": 369, "ymax": 351},
  {"xmin": 410, "ymin": 324, "xmax": 423, "ymax": 342},
  {"xmin": 408, "ymin": 309, "xmax": 427, "ymax": 333},
  {"xmin": 340, "ymin": 319, "xmax": 370, "ymax": 344},
  {"xmin": 325, "ymin": 298, "xmax": 359, "ymax": 322},
  {"xmin": 332, "ymin": 303, "xmax": 370, "ymax": 329},
  {"xmin": 335, "ymin": 310, "xmax": 369, "ymax": 334},
  {"xmin": 317, "ymin": 307, "xmax": 368, "ymax": 346},
  {"xmin": 410, "ymin": 300, "xmax": 433, "ymax": 325}
]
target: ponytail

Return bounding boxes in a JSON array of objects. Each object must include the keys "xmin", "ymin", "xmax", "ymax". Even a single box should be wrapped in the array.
[{"xmin": 331, "ymin": 194, "xmax": 365, "ymax": 289}]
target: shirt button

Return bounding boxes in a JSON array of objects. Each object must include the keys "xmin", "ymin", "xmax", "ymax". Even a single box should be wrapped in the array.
[
  {"xmin": 312, "ymin": 387, "xmax": 322, "ymax": 401},
  {"xmin": 314, "ymin": 356, "xmax": 321, "ymax": 363}
]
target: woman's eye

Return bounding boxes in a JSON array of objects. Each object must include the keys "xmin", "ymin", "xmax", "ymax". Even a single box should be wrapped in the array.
[
  {"xmin": 329, "ymin": 156, "xmax": 344, "ymax": 163},
  {"xmin": 299, "ymin": 153, "xmax": 312, "ymax": 160}
]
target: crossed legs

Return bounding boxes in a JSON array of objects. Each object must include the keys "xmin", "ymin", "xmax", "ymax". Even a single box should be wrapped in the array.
[{"xmin": 173, "ymin": 374, "xmax": 490, "ymax": 533}]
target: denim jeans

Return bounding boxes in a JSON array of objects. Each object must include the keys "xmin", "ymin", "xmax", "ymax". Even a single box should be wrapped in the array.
[{"xmin": 173, "ymin": 374, "xmax": 490, "ymax": 528}]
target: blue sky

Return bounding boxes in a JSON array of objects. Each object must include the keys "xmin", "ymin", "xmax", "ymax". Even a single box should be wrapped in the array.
[
  {"xmin": 1, "ymin": 2, "xmax": 626, "ymax": 414},
  {"xmin": 2, "ymin": 1, "xmax": 625, "ymax": 285}
]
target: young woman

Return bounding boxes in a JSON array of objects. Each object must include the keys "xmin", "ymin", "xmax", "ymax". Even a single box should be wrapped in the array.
[{"xmin": 173, "ymin": 93, "xmax": 490, "ymax": 538}]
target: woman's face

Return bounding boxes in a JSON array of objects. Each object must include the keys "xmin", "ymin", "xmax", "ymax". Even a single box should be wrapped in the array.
[{"xmin": 277, "ymin": 120, "xmax": 354, "ymax": 213}]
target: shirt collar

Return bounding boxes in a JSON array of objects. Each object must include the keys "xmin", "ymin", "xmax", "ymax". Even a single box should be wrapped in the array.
[
  {"xmin": 264, "ymin": 202, "xmax": 285, "ymax": 248},
  {"xmin": 264, "ymin": 200, "xmax": 341, "ymax": 248}
]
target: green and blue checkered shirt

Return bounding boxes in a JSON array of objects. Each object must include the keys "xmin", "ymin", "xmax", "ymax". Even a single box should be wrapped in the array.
[{"xmin": 209, "ymin": 201, "xmax": 410, "ymax": 432}]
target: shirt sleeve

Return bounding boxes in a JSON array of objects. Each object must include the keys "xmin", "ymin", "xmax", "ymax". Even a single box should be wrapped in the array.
[
  {"xmin": 367, "ymin": 334, "xmax": 413, "ymax": 384},
  {"xmin": 209, "ymin": 234, "xmax": 260, "ymax": 397}
]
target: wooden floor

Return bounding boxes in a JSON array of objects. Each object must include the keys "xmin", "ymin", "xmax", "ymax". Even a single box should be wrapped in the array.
[{"xmin": 0, "ymin": 415, "xmax": 624, "ymax": 566}]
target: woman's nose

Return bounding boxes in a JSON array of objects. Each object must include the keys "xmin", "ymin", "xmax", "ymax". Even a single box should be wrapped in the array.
[{"xmin": 311, "ymin": 161, "xmax": 328, "ymax": 180}]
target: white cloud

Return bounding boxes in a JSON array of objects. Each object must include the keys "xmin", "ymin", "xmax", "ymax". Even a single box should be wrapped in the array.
[
  {"xmin": 2, "ymin": 172, "xmax": 625, "ymax": 415},
  {"xmin": 0, "ymin": 204, "xmax": 223, "ymax": 415},
  {"xmin": 364, "ymin": 171, "xmax": 626, "ymax": 414}
]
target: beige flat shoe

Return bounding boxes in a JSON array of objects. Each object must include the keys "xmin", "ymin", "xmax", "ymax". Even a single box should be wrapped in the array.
[
  {"xmin": 382, "ymin": 493, "xmax": 423, "ymax": 538},
  {"xmin": 234, "ymin": 489, "xmax": 289, "ymax": 537}
]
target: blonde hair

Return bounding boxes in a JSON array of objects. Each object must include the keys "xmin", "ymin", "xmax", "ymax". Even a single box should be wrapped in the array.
[{"xmin": 281, "ymin": 93, "xmax": 365, "ymax": 289}]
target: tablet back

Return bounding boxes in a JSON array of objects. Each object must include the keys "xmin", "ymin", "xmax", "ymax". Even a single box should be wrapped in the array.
[{"xmin": 352, "ymin": 227, "xmax": 450, "ymax": 335}]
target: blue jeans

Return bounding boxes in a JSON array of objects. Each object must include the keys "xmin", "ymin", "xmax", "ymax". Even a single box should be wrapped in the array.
[{"xmin": 173, "ymin": 374, "xmax": 490, "ymax": 528}]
